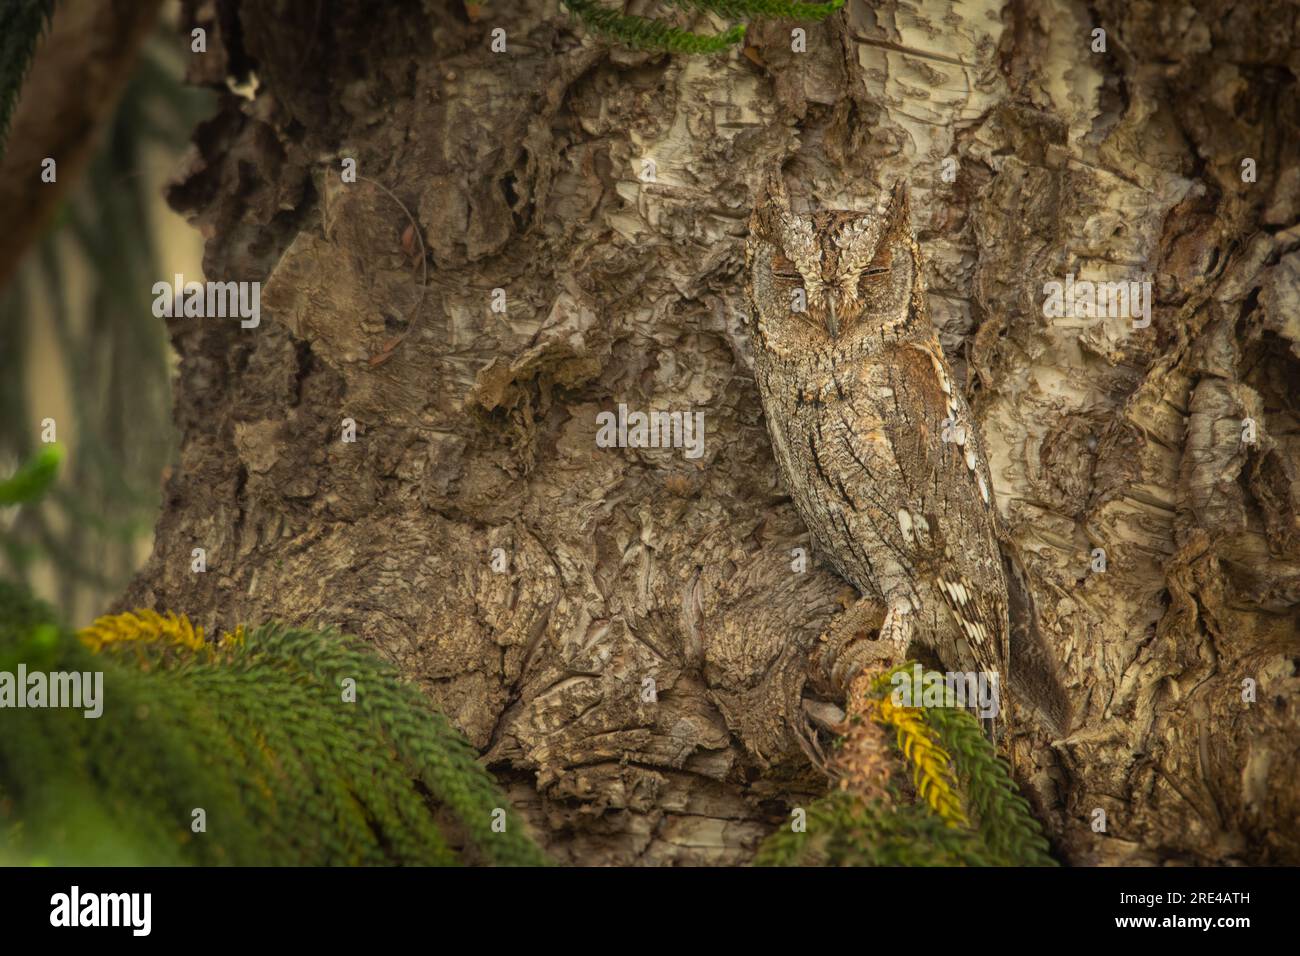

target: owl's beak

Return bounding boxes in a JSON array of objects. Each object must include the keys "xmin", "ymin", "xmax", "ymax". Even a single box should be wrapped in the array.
[{"xmin": 825, "ymin": 298, "xmax": 840, "ymax": 339}]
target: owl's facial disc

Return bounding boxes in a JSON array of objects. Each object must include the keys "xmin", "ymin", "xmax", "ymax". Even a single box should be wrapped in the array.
[{"xmin": 750, "ymin": 186, "xmax": 916, "ymax": 355}]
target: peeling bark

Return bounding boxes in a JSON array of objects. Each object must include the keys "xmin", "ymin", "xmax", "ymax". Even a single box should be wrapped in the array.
[{"xmin": 123, "ymin": 0, "xmax": 1300, "ymax": 864}]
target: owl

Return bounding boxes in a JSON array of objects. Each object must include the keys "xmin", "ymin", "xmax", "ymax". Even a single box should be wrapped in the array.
[{"xmin": 745, "ymin": 173, "xmax": 1009, "ymax": 726}]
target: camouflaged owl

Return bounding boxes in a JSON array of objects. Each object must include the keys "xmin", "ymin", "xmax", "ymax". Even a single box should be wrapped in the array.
[{"xmin": 745, "ymin": 172, "xmax": 1009, "ymax": 724}]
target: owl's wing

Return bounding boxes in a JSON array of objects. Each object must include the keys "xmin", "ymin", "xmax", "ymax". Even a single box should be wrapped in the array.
[{"xmin": 830, "ymin": 338, "xmax": 1009, "ymax": 693}]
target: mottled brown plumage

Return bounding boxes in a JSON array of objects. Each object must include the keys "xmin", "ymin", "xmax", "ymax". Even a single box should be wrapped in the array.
[{"xmin": 746, "ymin": 173, "xmax": 1009, "ymax": 724}]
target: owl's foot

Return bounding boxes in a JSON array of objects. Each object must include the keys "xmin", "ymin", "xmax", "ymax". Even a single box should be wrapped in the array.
[{"xmin": 813, "ymin": 592, "xmax": 892, "ymax": 692}]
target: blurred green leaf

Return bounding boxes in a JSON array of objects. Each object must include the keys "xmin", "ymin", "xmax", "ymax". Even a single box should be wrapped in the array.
[{"xmin": 0, "ymin": 443, "xmax": 63, "ymax": 506}]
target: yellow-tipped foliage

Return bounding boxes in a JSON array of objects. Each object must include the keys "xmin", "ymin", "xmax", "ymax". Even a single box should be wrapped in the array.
[
  {"xmin": 761, "ymin": 661, "xmax": 1056, "ymax": 865},
  {"xmin": 78, "ymin": 609, "xmax": 206, "ymax": 653},
  {"xmin": 869, "ymin": 694, "xmax": 968, "ymax": 828},
  {"xmin": 77, "ymin": 610, "xmax": 247, "ymax": 654}
]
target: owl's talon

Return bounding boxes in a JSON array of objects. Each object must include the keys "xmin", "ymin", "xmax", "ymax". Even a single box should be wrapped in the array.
[{"xmin": 813, "ymin": 594, "xmax": 893, "ymax": 693}]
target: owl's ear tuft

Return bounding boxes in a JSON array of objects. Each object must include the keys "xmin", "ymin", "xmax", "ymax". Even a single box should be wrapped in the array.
[
  {"xmin": 763, "ymin": 170, "xmax": 793, "ymax": 215},
  {"xmin": 751, "ymin": 169, "xmax": 793, "ymax": 241},
  {"xmin": 884, "ymin": 179, "xmax": 912, "ymax": 235}
]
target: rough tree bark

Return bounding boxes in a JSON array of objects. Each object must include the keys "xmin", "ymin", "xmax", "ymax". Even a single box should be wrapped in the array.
[{"xmin": 120, "ymin": 0, "xmax": 1300, "ymax": 865}]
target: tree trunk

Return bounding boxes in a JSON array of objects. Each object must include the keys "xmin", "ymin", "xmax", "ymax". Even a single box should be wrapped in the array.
[{"xmin": 122, "ymin": 0, "xmax": 1300, "ymax": 865}]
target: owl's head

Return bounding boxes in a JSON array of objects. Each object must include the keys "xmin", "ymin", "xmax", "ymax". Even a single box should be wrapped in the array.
[{"xmin": 746, "ymin": 174, "xmax": 920, "ymax": 359}]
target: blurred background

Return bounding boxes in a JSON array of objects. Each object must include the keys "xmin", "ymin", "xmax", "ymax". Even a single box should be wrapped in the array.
[{"xmin": 0, "ymin": 2, "xmax": 211, "ymax": 625}]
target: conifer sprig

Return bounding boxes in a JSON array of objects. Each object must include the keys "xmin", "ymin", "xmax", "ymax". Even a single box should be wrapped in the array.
[
  {"xmin": 758, "ymin": 661, "xmax": 1056, "ymax": 866},
  {"xmin": 870, "ymin": 693, "xmax": 968, "ymax": 827},
  {"xmin": 561, "ymin": 0, "xmax": 844, "ymax": 54},
  {"xmin": 923, "ymin": 705, "xmax": 1055, "ymax": 866},
  {"xmin": 0, "ymin": 588, "xmax": 547, "ymax": 865},
  {"xmin": 755, "ymin": 790, "xmax": 1000, "ymax": 867},
  {"xmin": 666, "ymin": 0, "xmax": 843, "ymax": 18},
  {"xmin": 562, "ymin": 0, "xmax": 745, "ymax": 54},
  {"xmin": 243, "ymin": 623, "xmax": 548, "ymax": 866}
]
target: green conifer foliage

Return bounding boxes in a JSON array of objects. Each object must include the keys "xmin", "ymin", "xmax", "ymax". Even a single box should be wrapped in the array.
[
  {"xmin": 756, "ymin": 663, "xmax": 1057, "ymax": 867},
  {"xmin": 923, "ymin": 705, "xmax": 1055, "ymax": 866},
  {"xmin": 755, "ymin": 791, "xmax": 1006, "ymax": 866},
  {"xmin": 561, "ymin": 0, "xmax": 844, "ymax": 54},
  {"xmin": 0, "ymin": 582, "xmax": 549, "ymax": 866}
]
